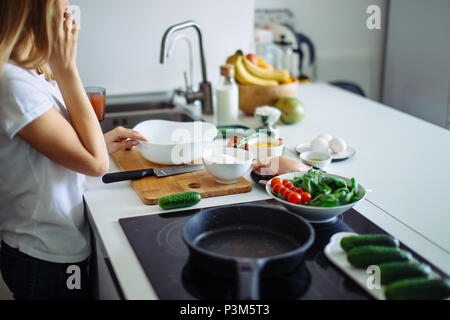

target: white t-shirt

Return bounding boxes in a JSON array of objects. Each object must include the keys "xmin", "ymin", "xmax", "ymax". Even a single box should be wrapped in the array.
[{"xmin": 0, "ymin": 64, "xmax": 90, "ymax": 263}]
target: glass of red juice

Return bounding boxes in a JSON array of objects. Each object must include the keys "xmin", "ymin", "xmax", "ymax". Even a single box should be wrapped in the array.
[{"xmin": 85, "ymin": 87, "xmax": 106, "ymax": 121}]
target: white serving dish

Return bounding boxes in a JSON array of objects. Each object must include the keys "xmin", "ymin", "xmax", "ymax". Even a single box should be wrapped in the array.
[
  {"xmin": 324, "ymin": 232, "xmax": 441, "ymax": 300},
  {"xmin": 266, "ymin": 172, "xmax": 366, "ymax": 223},
  {"xmin": 247, "ymin": 138, "xmax": 285, "ymax": 160},
  {"xmin": 134, "ymin": 120, "xmax": 217, "ymax": 165},
  {"xmin": 296, "ymin": 143, "xmax": 355, "ymax": 161},
  {"xmin": 300, "ymin": 151, "xmax": 332, "ymax": 170},
  {"xmin": 202, "ymin": 147, "xmax": 254, "ymax": 184}
]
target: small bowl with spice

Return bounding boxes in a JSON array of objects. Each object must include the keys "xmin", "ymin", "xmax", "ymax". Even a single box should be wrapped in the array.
[{"xmin": 300, "ymin": 151, "xmax": 332, "ymax": 170}]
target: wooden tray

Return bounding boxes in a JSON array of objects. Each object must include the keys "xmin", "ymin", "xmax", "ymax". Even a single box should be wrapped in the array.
[{"xmin": 111, "ymin": 148, "xmax": 252, "ymax": 205}]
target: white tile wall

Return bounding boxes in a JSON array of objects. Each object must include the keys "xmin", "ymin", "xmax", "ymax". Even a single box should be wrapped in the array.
[{"xmin": 71, "ymin": 0, "xmax": 255, "ymax": 95}]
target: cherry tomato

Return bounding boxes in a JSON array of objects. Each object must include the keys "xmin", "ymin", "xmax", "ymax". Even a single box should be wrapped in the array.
[
  {"xmin": 271, "ymin": 177, "xmax": 281, "ymax": 188},
  {"xmin": 284, "ymin": 182, "xmax": 295, "ymax": 190},
  {"xmin": 282, "ymin": 188, "xmax": 293, "ymax": 200},
  {"xmin": 282, "ymin": 180, "xmax": 290, "ymax": 186},
  {"xmin": 301, "ymin": 192, "xmax": 312, "ymax": 203},
  {"xmin": 272, "ymin": 183, "xmax": 283, "ymax": 194},
  {"xmin": 294, "ymin": 187, "xmax": 304, "ymax": 194},
  {"xmin": 279, "ymin": 186, "xmax": 288, "ymax": 196},
  {"xmin": 288, "ymin": 192, "xmax": 302, "ymax": 204}
]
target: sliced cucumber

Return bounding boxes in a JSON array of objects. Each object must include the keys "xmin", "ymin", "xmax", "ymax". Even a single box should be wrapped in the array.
[
  {"xmin": 385, "ymin": 278, "xmax": 450, "ymax": 300},
  {"xmin": 158, "ymin": 192, "xmax": 201, "ymax": 210},
  {"xmin": 347, "ymin": 246, "xmax": 412, "ymax": 268},
  {"xmin": 379, "ymin": 262, "xmax": 431, "ymax": 285},
  {"xmin": 341, "ymin": 234, "xmax": 399, "ymax": 252}
]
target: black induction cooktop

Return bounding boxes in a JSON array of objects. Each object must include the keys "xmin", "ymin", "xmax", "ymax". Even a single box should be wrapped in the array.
[{"xmin": 119, "ymin": 200, "xmax": 444, "ymax": 300}]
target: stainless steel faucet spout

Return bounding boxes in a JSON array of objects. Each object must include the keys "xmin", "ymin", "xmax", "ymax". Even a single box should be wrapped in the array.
[
  {"xmin": 160, "ymin": 21, "xmax": 213, "ymax": 115},
  {"xmin": 160, "ymin": 21, "xmax": 208, "ymax": 83}
]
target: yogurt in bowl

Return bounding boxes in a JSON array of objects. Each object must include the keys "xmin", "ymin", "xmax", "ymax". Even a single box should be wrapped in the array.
[{"xmin": 203, "ymin": 148, "xmax": 254, "ymax": 184}]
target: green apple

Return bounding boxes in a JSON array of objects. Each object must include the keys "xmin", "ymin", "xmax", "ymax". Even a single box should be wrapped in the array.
[{"xmin": 274, "ymin": 97, "xmax": 306, "ymax": 124}]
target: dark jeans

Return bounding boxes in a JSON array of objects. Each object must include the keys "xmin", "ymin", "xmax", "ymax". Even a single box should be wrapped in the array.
[{"xmin": 0, "ymin": 241, "xmax": 91, "ymax": 300}]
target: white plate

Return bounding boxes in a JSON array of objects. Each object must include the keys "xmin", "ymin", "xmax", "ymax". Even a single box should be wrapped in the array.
[
  {"xmin": 324, "ymin": 232, "xmax": 441, "ymax": 300},
  {"xmin": 296, "ymin": 143, "xmax": 355, "ymax": 161}
]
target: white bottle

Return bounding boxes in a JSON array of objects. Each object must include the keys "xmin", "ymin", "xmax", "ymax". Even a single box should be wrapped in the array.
[{"xmin": 216, "ymin": 64, "xmax": 239, "ymax": 126}]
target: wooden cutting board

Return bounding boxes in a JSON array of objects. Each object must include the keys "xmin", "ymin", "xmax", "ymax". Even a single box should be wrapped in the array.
[{"xmin": 110, "ymin": 148, "xmax": 252, "ymax": 205}]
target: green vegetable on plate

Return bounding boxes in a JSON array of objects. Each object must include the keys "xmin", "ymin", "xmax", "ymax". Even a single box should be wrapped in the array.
[
  {"xmin": 378, "ymin": 262, "xmax": 431, "ymax": 285},
  {"xmin": 290, "ymin": 169, "xmax": 364, "ymax": 207},
  {"xmin": 347, "ymin": 246, "xmax": 412, "ymax": 268},
  {"xmin": 341, "ymin": 234, "xmax": 399, "ymax": 252},
  {"xmin": 385, "ymin": 278, "xmax": 450, "ymax": 300}
]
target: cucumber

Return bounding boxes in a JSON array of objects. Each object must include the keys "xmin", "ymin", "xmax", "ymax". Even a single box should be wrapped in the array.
[
  {"xmin": 158, "ymin": 192, "xmax": 201, "ymax": 210},
  {"xmin": 347, "ymin": 246, "xmax": 412, "ymax": 268},
  {"xmin": 385, "ymin": 278, "xmax": 450, "ymax": 300},
  {"xmin": 341, "ymin": 234, "xmax": 399, "ymax": 252},
  {"xmin": 379, "ymin": 262, "xmax": 431, "ymax": 285}
]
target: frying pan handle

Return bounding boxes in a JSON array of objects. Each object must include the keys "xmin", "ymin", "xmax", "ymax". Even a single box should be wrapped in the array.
[{"xmin": 236, "ymin": 259, "xmax": 264, "ymax": 300}]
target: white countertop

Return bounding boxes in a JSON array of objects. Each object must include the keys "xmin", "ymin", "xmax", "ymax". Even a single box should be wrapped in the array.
[{"xmin": 84, "ymin": 83, "xmax": 450, "ymax": 300}]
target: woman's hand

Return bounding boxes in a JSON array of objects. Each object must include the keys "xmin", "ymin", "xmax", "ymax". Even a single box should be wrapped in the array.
[
  {"xmin": 104, "ymin": 126, "xmax": 149, "ymax": 154},
  {"xmin": 48, "ymin": 2, "xmax": 79, "ymax": 76}
]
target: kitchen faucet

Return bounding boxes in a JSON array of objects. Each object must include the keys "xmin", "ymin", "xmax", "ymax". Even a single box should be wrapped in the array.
[{"xmin": 160, "ymin": 21, "xmax": 214, "ymax": 115}]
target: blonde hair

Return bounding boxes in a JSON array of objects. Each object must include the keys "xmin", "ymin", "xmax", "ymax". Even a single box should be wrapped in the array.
[{"xmin": 0, "ymin": 0, "xmax": 55, "ymax": 80}]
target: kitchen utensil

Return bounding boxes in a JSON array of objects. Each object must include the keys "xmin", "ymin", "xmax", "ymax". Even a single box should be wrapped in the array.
[
  {"xmin": 300, "ymin": 151, "xmax": 332, "ymax": 170},
  {"xmin": 202, "ymin": 148, "xmax": 253, "ymax": 184},
  {"xmin": 238, "ymin": 81, "xmax": 299, "ymax": 116},
  {"xmin": 102, "ymin": 164, "xmax": 205, "ymax": 184},
  {"xmin": 134, "ymin": 120, "xmax": 217, "ymax": 165},
  {"xmin": 266, "ymin": 172, "xmax": 366, "ymax": 223},
  {"xmin": 182, "ymin": 205, "xmax": 315, "ymax": 300},
  {"xmin": 110, "ymin": 148, "xmax": 252, "ymax": 205},
  {"xmin": 295, "ymin": 143, "xmax": 356, "ymax": 162},
  {"xmin": 267, "ymin": 23, "xmax": 316, "ymax": 80}
]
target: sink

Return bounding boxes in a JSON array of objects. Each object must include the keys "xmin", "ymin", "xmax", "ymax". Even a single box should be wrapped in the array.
[{"xmin": 100, "ymin": 92, "xmax": 200, "ymax": 133}]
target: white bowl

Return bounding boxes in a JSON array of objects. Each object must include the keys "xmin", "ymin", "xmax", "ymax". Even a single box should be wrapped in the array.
[
  {"xmin": 266, "ymin": 172, "xmax": 366, "ymax": 223},
  {"xmin": 134, "ymin": 120, "xmax": 217, "ymax": 165},
  {"xmin": 202, "ymin": 147, "xmax": 254, "ymax": 184},
  {"xmin": 247, "ymin": 138, "xmax": 285, "ymax": 160},
  {"xmin": 300, "ymin": 151, "xmax": 332, "ymax": 169}
]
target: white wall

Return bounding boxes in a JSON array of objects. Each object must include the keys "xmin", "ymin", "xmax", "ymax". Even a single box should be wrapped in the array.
[
  {"xmin": 382, "ymin": 0, "xmax": 450, "ymax": 129},
  {"xmin": 255, "ymin": 0, "xmax": 388, "ymax": 100},
  {"xmin": 71, "ymin": 0, "xmax": 255, "ymax": 95}
]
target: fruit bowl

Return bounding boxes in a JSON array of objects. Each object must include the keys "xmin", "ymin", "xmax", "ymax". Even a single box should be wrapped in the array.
[{"xmin": 238, "ymin": 81, "xmax": 299, "ymax": 115}]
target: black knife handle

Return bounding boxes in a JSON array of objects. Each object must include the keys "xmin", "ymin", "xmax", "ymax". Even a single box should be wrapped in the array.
[{"xmin": 102, "ymin": 169, "xmax": 154, "ymax": 184}]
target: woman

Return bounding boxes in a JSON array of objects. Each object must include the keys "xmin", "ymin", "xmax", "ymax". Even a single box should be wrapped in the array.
[{"xmin": 0, "ymin": 0, "xmax": 147, "ymax": 300}]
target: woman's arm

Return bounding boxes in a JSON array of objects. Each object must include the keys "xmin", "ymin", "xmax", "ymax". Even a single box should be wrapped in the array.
[
  {"xmin": 18, "ymin": 8, "xmax": 108, "ymax": 176},
  {"xmin": 18, "ymin": 8, "xmax": 148, "ymax": 176},
  {"xmin": 19, "ymin": 107, "xmax": 109, "ymax": 176}
]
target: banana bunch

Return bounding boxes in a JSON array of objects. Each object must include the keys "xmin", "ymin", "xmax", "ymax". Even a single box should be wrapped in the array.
[{"xmin": 226, "ymin": 51, "xmax": 291, "ymax": 87}]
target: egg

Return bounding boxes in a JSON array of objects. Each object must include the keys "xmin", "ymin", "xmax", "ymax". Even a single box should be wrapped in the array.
[
  {"xmin": 310, "ymin": 137, "xmax": 330, "ymax": 153},
  {"xmin": 329, "ymin": 137, "xmax": 347, "ymax": 154},
  {"xmin": 316, "ymin": 133, "xmax": 333, "ymax": 142}
]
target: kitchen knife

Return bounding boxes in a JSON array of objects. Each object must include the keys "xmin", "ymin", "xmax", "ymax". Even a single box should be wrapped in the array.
[{"xmin": 102, "ymin": 164, "xmax": 205, "ymax": 184}]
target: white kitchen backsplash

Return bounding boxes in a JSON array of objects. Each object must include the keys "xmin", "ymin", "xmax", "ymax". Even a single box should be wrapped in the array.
[{"xmin": 71, "ymin": 0, "xmax": 255, "ymax": 95}]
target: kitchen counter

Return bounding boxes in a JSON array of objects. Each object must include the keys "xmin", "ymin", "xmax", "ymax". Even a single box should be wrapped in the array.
[{"xmin": 84, "ymin": 83, "xmax": 450, "ymax": 300}]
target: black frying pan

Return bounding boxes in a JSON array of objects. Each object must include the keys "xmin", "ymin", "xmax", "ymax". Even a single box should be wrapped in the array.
[{"xmin": 183, "ymin": 205, "xmax": 315, "ymax": 300}]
